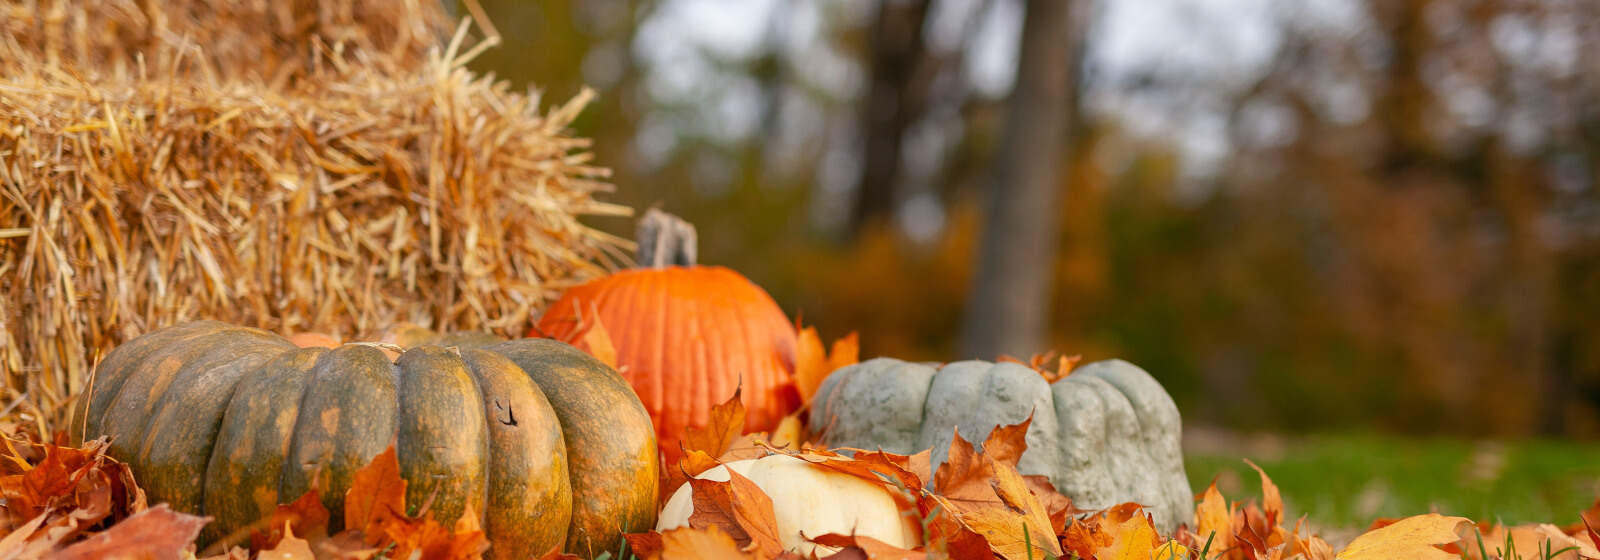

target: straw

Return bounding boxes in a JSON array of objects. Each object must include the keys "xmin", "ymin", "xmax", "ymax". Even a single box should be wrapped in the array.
[{"xmin": 0, "ymin": 0, "xmax": 633, "ymax": 415}]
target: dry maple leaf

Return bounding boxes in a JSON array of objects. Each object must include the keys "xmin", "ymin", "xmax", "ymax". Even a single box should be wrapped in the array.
[
  {"xmin": 1097, "ymin": 514, "xmax": 1159, "ymax": 560},
  {"xmin": 1243, "ymin": 459, "xmax": 1282, "ymax": 528},
  {"xmin": 46, "ymin": 504, "xmax": 209, "ymax": 560},
  {"xmin": 659, "ymin": 525, "xmax": 759, "ymax": 560},
  {"xmin": 683, "ymin": 389, "xmax": 748, "ymax": 460},
  {"xmin": 958, "ymin": 462, "xmax": 1062, "ymax": 560},
  {"xmin": 249, "ymin": 489, "xmax": 331, "ymax": 551},
  {"xmin": 795, "ymin": 326, "xmax": 859, "ymax": 404},
  {"xmin": 1194, "ymin": 478, "xmax": 1236, "ymax": 559},
  {"xmin": 1467, "ymin": 523, "xmax": 1586, "ymax": 560},
  {"xmin": 344, "ymin": 446, "xmax": 407, "ymax": 546},
  {"xmin": 578, "ymin": 313, "xmax": 620, "ymax": 370},
  {"xmin": 1336, "ymin": 513, "xmax": 1469, "ymax": 560},
  {"xmin": 624, "ymin": 531, "xmax": 667, "ymax": 559},
  {"xmin": 261, "ymin": 523, "xmax": 317, "ymax": 560},
  {"xmin": 686, "ymin": 468, "xmax": 784, "ymax": 559}
]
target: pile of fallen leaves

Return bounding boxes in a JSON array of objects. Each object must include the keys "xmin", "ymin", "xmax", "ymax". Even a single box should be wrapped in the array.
[
  {"xmin": 625, "ymin": 369, "xmax": 1600, "ymax": 560},
  {"xmin": 0, "ymin": 429, "xmax": 514, "ymax": 560},
  {"xmin": 2, "ymin": 328, "xmax": 1597, "ymax": 559}
]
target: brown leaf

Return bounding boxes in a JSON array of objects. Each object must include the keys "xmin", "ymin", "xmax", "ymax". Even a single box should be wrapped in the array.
[
  {"xmin": 46, "ymin": 504, "xmax": 209, "ymax": 560},
  {"xmin": 659, "ymin": 525, "xmax": 759, "ymax": 560},
  {"xmin": 344, "ymin": 446, "xmax": 407, "ymax": 546},
  {"xmin": 0, "ymin": 439, "xmax": 106, "ymax": 526},
  {"xmin": 1097, "ymin": 514, "xmax": 1159, "ymax": 560},
  {"xmin": 1336, "ymin": 513, "xmax": 1468, "ymax": 560},
  {"xmin": 686, "ymin": 468, "xmax": 784, "ymax": 559},
  {"xmin": 1243, "ymin": 459, "xmax": 1282, "ymax": 528},
  {"xmin": 958, "ymin": 462, "xmax": 1062, "ymax": 560},
  {"xmin": 806, "ymin": 534, "xmax": 925, "ymax": 560},
  {"xmin": 924, "ymin": 510, "xmax": 996, "ymax": 560},
  {"xmin": 683, "ymin": 389, "xmax": 747, "ymax": 460},
  {"xmin": 624, "ymin": 531, "xmax": 666, "ymax": 560}
]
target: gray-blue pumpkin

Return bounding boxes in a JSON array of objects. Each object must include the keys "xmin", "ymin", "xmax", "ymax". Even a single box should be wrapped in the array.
[{"xmin": 809, "ymin": 357, "xmax": 1193, "ymax": 532}]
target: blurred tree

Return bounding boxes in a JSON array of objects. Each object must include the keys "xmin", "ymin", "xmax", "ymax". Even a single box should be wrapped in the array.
[
  {"xmin": 960, "ymin": 0, "xmax": 1087, "ymax": 359},
  {"xmin": 851, "ymin": 0, "xmax": 933, "ymax": 235}
]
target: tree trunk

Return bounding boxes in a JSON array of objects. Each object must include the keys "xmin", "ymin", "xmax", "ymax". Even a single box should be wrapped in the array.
[
  {"xmin": 849, "ymin": 0, "xmax": 933, "ymax": 237},
  {"xmin": 960, "ymin": 0, "xmax": 1082, "ymax": 359}
]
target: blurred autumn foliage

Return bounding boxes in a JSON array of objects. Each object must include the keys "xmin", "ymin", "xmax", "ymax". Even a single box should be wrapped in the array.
[{"xmin": 465, "ymin": 0, "xmax": 1600, "ymax": 438}]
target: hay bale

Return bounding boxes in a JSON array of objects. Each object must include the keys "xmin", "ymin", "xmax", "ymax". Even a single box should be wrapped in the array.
[{"xmin": 0, "ymin": 1, "xmax": 632, "ymax": 417}]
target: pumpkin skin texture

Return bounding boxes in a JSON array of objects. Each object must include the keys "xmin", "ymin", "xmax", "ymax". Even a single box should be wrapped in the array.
[
  {"xmin": 79, "ymin": 321, "xmax": 655, "ymax": 560},
  {"xmin": 656, "ymin": 454, "xmax": 919, "ymax": 557},
  {"xmin": 810, "ymin": 357, "xmax": 1194, "ymax": 532},
  {"xmin": 534, "ymin": 266, "xmax": 801, "ymax": 464}
]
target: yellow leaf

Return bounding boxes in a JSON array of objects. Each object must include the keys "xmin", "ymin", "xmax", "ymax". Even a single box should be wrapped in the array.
[
  {"xmin": 578, "ymin": 313, "xmax": 619, "ymax": 370},
  {"xmin": 1194, "ymin": 479, "xmax": 1234, "ymax": 555},
  {"xmin": 1244, "ymin": 459, "xmax": 1282, "ymax": 526},
  {"xmin": 1336, "ymin": 513, "xmax": 1468, "ymax": 560},
  {"xmin": 958, "ymin": 462, "xmax": 1062, "ymax": 560},
  {"xmin": 1097, "ymin": 515, "xmax": 1157, "ymax": 560},
  {"xmin": 770, "ymin": 413, "xmax": 805, "ymax": 449},
  {"xmin": 1154, "ymin": 541, "xmax": 1191, "ymax": 560}
]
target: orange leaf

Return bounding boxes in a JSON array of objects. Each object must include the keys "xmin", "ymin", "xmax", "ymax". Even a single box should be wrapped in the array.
[
  {"xmin": 250, "ymin": 489, "xmax": 331, "ymax": 551},
  {"xmin": 1060, "ymin": 517, "xmax": 1114, "ymax": 559},
  {"xmin": 807, "ymin": 533, "xmax": 925, "ymax": 559},
  {"xmin": 1335, "ymin": 513, "xmax": 1469, "ymax": 560},
  {"xmin": 795, "ymin": 327, "xmax": 860, "ymax": 404},
  {"xmin": 48, "ymin": 504, "xmax": 209, "ymax": 560},
  {"xmin": 1244, "ymin": 459, "xmax": 1283, "ymax": 527},
  {"xmin": 682, "ymin": 389, "xmax": 747, "ymax": 460},
  {"xmin": 1194, "ymin": 479, "xmax": 1234, "ymax": 557},
  {"xmin": 659, "ymin": 525, "xmax": 759, "ymax": 560},
  {"xmin": 1097, "ymin": 514, "xmax": 1158, "ymax": 560},
  {"xmin": 978, "ymin": 413, "xmax": 1032, "ymax": 468},
  {"xmin": 686, "ymin": 468, "xmax": 784, "ymax": 559},
  {"xmin": 344, "ymin": 446, "xmax": 407, "ymax": 546},
  {"xmin": 261, "ymin": 523, "xmax": 317, "ymax": 560},
  {"xmin": 958, "ymin": 461, "xmax": 1062, "ymax": 560}
]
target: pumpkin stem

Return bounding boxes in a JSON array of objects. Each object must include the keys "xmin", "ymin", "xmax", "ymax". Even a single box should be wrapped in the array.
[{"xmin": 636, "ymin": 208, "xmax": 698, "ymax": 267}]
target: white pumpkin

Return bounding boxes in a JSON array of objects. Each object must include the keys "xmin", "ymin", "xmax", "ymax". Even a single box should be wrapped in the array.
[{"xmin": 656, "ymin": 454, "xmax": 921, "ymax": 556}]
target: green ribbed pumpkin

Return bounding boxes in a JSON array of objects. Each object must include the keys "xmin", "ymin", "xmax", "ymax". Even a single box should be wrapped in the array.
[{"xmin": 75, "ymin": 320, "xmax": 657, "ymax": 559}]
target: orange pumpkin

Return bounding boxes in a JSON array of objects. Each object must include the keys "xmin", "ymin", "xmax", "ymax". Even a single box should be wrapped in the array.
[{"xmin": 533, "ymin": 210, "xmax": 800, "ymax": 462}]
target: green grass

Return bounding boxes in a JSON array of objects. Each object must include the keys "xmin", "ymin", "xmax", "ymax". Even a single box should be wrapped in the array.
[{"xmin": 1183, "ymin": 433, "xmax": 1600, "ymax": 529}]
